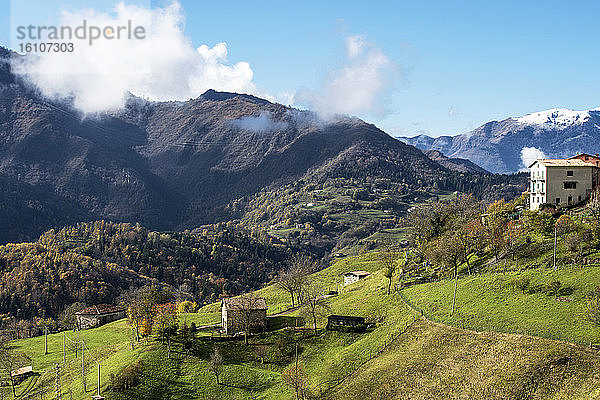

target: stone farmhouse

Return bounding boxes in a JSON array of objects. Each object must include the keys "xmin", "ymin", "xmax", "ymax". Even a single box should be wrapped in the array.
[
  {"xmin": 529, "ymin": 153, "xmax": 600, "ymax": 211},
  {"xmin": 75, "ymin": 304, "xmax": 126, "ymax": 330},
  {"xmin": 221, "ymin": 297, "xmax": 267, "ymax": 335}
]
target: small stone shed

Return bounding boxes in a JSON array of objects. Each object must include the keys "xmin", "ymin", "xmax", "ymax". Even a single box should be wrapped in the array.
[
  {"xmin": 221, "ymin": 297, "xmax": 267, "ymax": 335},
  {"xmin": 343, "ymin": 270, "xmax": 371, "ymax": 286},
  {"xmin": 75, "ymin": 304, "xmax": 126, "ymax": 330}
]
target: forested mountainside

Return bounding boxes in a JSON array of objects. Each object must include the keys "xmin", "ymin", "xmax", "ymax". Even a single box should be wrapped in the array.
[
  {"xmin": 0, "ymin": 47, "xmax": 522, "ymax": 243},
  {"xmin": 0, "ymin": 221, "xmax": 294, "ymax": 324}
]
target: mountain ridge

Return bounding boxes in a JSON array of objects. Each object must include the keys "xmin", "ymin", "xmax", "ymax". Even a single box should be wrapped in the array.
[
  {"xmin": 399, "ymin": 106, "xmax": 600, "ymax": 173},
  {"xmin": 0, "ymin": 47, "xmax": 488, "ymax": 242}
]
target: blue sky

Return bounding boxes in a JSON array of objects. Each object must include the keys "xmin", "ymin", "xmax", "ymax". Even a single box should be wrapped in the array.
[{"xmin": 1, "ymin": 0, "xmax": 599, "ymax": 137}]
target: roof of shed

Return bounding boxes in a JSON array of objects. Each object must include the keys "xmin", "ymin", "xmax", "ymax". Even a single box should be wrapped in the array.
[
  {"xmin": 75, "ymin": 304, "xmax": 125, "ymax": 316},
  {"xmin": 344, "ymin": 270, "xmax": 371, "ymax": 277},
  {"xmin": 222, "ymin": 297, "xmax": 267, "ymax": 310}
]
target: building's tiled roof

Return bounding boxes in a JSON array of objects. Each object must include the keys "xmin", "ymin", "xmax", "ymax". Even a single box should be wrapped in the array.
[
  {"xmin": 222, "ymin": 297, "xmax": 267, "ymax": 310},
  {"xmin": 11, "ymin": 366, "xmax": 33, "ymax": 377},
  {"xmin": 568, "ymin": 153, "xmax": 600, "ymax": 160},
  {"xmin": 531, "ymin": 159, "xmax": 594, "ymax": 168},
  {"xmin": 344, "ymin": 270, "xmax": 371, "ymax": 277},
  {"xmin": 75, "ymin": 304, "xmax": 125, "ymax": 316}
]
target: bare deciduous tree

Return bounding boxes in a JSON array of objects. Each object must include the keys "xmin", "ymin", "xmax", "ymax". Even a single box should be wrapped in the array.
[
  {"xmin": 255, "ymin": 344, "xmax": 269, "ymax": 364},
  {"xmin": 235, "ymin": 294, "xmax": 267, "ymax": 344},
  {"xmin": 0, "ymin": 336, "xmax": 31, "ymax": 397},
  {"xmin": 300, "ymin": 282, "xmax": 331, "ymax": 336},
  {"xmin": 379, "ymin": 245, "xmax": 399, "ymax": 295},
  {"xmin": 587, "ymin": 188, "xmax": 600, "ymax": 224},
  {"xmin": 209, "ymin": 347, "xmax": 224, "ymax": 385},
  {"xmin": 282, "ymin": 364, "xmax": 310, "ymax": 400},
  {"xmin": 275, "ymin": 254, "xmax": 313, "ymax": 308}
]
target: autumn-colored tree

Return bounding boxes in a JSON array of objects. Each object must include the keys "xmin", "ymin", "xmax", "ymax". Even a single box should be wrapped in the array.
[
  {"xmin": 554, "ymin": 215, "xmax": 575, "ymax": 270},
  {"xmin": 139, "ymin": 320, "xmax": 152, "ymax": 337},
  {"xmin": 154, "ymin": 303, "xmax": 179, "ymax": 357},
  {"xmin": 483, "ymin": 200, "xmax": 510, "ymax": 262},
  {"xmin": 503, "ymin": 221, "xmax": 525, "ymax": 261},
  {"xmin": 176, "ymin": 300, "xmax": 198, "ymax": 314},
  {"xmin": 124, "ymin": 286, "xmax": 173, "ymax": 341},
  {"xmin": 154, "ymin": 303, "xmax": 178, "ymax": 339},
  {"xmin": 426, "ymin": 232, "xmax": 464, "ymax": 315}
]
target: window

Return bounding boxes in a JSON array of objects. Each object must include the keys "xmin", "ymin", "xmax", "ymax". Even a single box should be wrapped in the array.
[
  {"xmin": 564, "ymin": 182, "xmax": 577, "ymax": 189},
  {"xmin": 567, "ymin": 171, "xmax": 574, "ymax": 177}
]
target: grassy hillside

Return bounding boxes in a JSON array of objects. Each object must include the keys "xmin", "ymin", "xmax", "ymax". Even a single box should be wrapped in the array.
[
  {"xmin": 7, "ymin": 252, "xmax": 600, "ymax": 399},
  {"xmin": 402, "ymin": 266, "xmax": 600, "ymax": 345},
  {"xmin": 7, "ymin": 319, "xmax": 142, "ymax": 399},
  {"xmin": 329, "ymin": 319, "xmax": 600, "ymax": 400}
]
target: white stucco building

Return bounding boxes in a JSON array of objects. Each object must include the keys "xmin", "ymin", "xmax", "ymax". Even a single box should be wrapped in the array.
[{"xmin": 529, "ymin": 157, "xmax": 598, "ymax": 210}]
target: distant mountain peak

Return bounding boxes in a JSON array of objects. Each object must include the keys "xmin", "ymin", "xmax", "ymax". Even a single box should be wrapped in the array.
[
  {"xmin": 400, "ymin": 106, "xmax": 600, "ymax": 174},
  {"xmin": 513, "ymin": 107, "xmax": 600, "ymax": 129}
]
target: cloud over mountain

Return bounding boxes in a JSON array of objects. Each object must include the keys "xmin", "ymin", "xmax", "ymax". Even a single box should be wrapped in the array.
[
  {"xmin": 296, "ymin": 35, "xmax": 398, "ymax": 118},
  {"xmin": 13, "ymin": 1, "xmax": 256, "ymax": 113}
]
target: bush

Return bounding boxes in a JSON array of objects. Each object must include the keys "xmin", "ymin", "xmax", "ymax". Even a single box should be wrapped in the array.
[
  {"xmin": 275, "ymin": 329, "xmax": 296, "ymax": 359},
  {"xmin": 110, "ymin": 360, "xmax": 143, "ymax": 392},
  {"xmin": 513, "ymin": 276, "xmax": 531, "ymax": 294},
  {"xmin": 545, "ymin": 280, "xmax": 562, "ymax": 297},
  {"xmin": 527, "ymin": 284, "xmax": 545, "ymax": 294}
]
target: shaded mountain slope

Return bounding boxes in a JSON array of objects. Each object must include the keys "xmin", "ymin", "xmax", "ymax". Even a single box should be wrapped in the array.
[{"xmin": 0, "ymin": 48, "xmax": 520, "ymax": 242}]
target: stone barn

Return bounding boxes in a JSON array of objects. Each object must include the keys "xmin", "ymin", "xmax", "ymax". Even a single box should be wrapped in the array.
[
  {"xmin": 75, "ymin": 304, "xmax": 126, "ymax": 330},
  {"xmin": 221, "ymin": 297, "xmax": 267, "ymax": 335}
]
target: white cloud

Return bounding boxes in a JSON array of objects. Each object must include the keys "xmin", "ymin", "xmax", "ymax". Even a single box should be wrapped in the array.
[
  {"xmin": 13, "ymin": 1, "xmax": 257, "ymax": 113},
  {"xmin": 295, "ymin": 34, "xmax": 398, "ymax": 118},
  {"xmin": 230, "ymin": 111, "xmax": 288, "ymax": 133},
  {"xmin": 520, "ymin": 146, "xmax": 546, "ymax": 170}
]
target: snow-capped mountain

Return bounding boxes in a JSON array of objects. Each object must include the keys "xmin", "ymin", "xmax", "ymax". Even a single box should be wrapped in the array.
[
  {"xmin": 399, "ymin": 107, "xmax": 600, "ymax": 174},
  {"xmin": 515, "ymin": 108, "xmax": 600, "ymax": 129}
]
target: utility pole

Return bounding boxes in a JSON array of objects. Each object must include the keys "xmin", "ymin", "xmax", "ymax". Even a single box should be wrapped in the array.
[
  {"xmin": 82, "ymin": 340, "xmax": 86, "ymax": 392},
  {"xmin": 553, "ymin": 225, "xmax": 558, "ymax": 271},
  {"xmin": 45, "ymin": 326, "xmax": 48, "ymax": 355},
  {"xmin": 54, "ymin": 363, "xmax": 61, "ymax": 400},
  {"xmin": 97, "ymin": 364, "xmax": 101, "ymax": 397}
]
